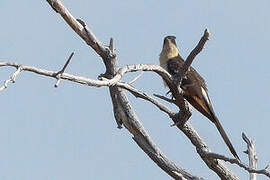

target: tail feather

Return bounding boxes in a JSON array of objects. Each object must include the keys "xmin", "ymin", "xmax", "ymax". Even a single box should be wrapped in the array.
[
  {"xmin": 212, "ymin": 114, "xmax": 240, "ymax": 160},
  {"xmin": 202, "ymin": 97, "xmax": 240, "ymax": 160}
]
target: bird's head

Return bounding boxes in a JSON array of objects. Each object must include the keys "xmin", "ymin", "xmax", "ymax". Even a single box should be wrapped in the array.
[{"xmin": 160, "ymin": 36, "xmax": 179, "ymax": 60}]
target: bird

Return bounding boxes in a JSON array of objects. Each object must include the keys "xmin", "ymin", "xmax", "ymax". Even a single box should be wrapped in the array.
[{"xmin": 159, "ymin": 35, "xmax": 239, "ymax": 160}]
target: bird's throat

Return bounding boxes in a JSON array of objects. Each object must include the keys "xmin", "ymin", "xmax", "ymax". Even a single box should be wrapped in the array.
[
  {"xmin": 159, "ymin": 43, "xmax": 179, "ymax": 87},
  {"xmin": 159, "ymin": 46, "xmax": 179, "ymax": 70}
]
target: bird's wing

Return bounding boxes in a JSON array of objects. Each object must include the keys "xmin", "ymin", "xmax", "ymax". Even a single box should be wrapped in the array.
[{"xmin": 167, "ymin": 56, "xmax": 184, "ymax": 75}]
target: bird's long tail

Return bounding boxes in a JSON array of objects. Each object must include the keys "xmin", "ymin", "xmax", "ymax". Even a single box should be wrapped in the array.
[
  {"xmin": 212, "ymin": 114, "xmax": 240, "ymax": 160},
  {"xmin": 202, "ymin": 97, "xmax": 240, "ymax": 160}
]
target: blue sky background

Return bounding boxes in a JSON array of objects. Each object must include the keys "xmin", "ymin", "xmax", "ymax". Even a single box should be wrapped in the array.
[{"xmin": 1, "ymin": 1, "xmax": 269, "ymax": 179}]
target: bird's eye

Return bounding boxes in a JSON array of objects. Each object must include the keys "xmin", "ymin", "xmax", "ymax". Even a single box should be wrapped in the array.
[{"xmin": 163, "ymin": 38, "xmax": 169, "ymax": 46}]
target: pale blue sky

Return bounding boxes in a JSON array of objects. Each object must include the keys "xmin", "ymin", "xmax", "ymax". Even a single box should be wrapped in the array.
[{"xmin": 1, "ymin": 1, "xmax": 270, "ymax": 179}]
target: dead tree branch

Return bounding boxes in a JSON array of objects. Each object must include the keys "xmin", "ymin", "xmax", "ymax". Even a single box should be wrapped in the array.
[
  {"xmin": 44, "ymin": 0, "xmax": 200, "ymax": 179},
  {"xmin": 1, "ymin": 58, "xmax": 269, "ymax": 178}
]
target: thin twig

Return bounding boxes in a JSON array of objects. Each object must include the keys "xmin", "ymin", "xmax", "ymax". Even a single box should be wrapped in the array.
[
  {"xmin": 129, "ymin": 71, "xmax": 144, "ymax": 84},
  {"xmin": 55, "ymin": 52, "xmax": 75, "ymax": 87},
  {"xmin": 153, "ymin": 94, "xmax": 176, "ymax": 104},
  {"xmin": 117, "ymin": 82, "xmax": 176, "ymax": 118},
  {"xmin": 59, "ymin": 52, "xmax": 74, "ymax": 74},
  {"xmin": 0, "ymin": 66, "xmax": 22, "ymax": 91}
]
